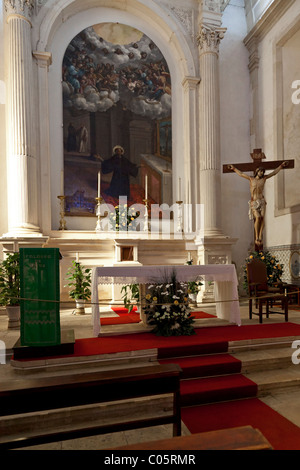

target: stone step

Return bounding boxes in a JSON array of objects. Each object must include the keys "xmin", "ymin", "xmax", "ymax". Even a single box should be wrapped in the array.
[
  {"xmin": 247, "ymin": 365, "xmax": 300, "ymax": 396},
  {"xmin": 232, "ymin": 347, "xmax": 294, "ymax": 374}
]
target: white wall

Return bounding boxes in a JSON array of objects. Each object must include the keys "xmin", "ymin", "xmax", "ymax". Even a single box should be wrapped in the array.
[
  {"xmin": 219, "ymin": 0, "xmax": 253, "ymax": 274},
  {"xmin": 254, "ymin": 1, "xmax": 300, "ymax": 248}
]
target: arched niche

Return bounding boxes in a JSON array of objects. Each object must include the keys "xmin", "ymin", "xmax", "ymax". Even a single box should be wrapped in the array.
[{"xmin": 34, "ymin": 1, "xmax": 198, "ymax": 232}]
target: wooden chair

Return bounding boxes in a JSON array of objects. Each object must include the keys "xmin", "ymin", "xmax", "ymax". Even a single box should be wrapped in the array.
[{"xmin": 246, "ymin": 259, "xmax": 288, "ymax": 323}]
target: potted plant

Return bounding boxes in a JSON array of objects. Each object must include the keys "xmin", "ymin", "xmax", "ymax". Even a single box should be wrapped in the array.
[
  {"xmin": 65, "ymin": 261, "xmax": 92, "ymax": 315},
  {"xmin": 0, "ymin": 252, "xmax": 20, "ymax": 329}
]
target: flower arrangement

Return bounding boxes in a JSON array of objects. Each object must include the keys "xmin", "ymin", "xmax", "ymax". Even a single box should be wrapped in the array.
[
  {"xmin": 243, "ymin": 250, "xmax": 284, "ymax": 293},
  {"xmin": 109, "ymin": 204, "xmax": 139, "ymax": 231},
  {"xmin": 144, "ymin": 272, "xmax": 195, "ymax": 337}
]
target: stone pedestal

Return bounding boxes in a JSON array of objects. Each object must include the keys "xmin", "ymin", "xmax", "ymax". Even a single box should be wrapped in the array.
[{"xmin": 195, "ymin": 235, "xmax": 238, "ymax": 302}]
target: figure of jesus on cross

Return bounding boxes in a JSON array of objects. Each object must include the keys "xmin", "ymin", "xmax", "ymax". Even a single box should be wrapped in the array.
[{"xmin": 223, "ymin": 149, "xmax": 294, "ymax": 251}]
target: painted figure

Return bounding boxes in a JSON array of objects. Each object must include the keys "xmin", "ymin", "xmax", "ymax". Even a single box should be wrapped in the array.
[{"xmin": 102, "ymin": 145, "xmax": 139, "ymax": 198}]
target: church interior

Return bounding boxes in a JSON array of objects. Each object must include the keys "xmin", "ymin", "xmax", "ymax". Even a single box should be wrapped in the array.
[{"xmin": 1, "ymin": 0, "xmax": 300, "ymax": 452}]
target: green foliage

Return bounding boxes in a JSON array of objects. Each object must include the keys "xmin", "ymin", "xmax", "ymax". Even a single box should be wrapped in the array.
[
  {"xmin": 0, "ymin": 252, "xmax": 20, "ymax": 307},
  {"xmin": 187, "ymin": 281, "xmax": 203, "ymax": 294},
  {"xmin": 108, "ymin": 204, "xmax": 139, "ymax": 231},
  {"xmin": 65, "ymin": 261, "xmax": 92, "ymax": 301},
  {"xmin": 121, "ymin": 283, "xmax": 140, "ymax": 312},
  {"xmin": 144, "ymin": 272, "xmax": 195, "ymax": 337},
  {"xmin": 186, "ymin": 259, "xmax": 203, "ymax": 294},
  {"xmin": 243, "ymin": 250, "xmax": 284, "ymax": 293}
]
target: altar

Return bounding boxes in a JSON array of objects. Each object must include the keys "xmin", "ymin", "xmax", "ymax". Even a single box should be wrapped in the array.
[{"xmin": 91, "ymin": 264, "xmax": 241, "ymax": 336}]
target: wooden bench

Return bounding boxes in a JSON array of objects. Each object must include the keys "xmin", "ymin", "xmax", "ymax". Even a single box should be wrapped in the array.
[
  {"xmin": 110, "ymin": 425, "xmax": 273, "ymax": 450},
  {"xmin": 0, "ymin": 363, "xmax": 181, "ymax": 449}
]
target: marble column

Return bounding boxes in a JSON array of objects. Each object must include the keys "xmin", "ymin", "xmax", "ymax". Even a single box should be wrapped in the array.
[
  {"xmin": 4, "ymin": 0, "xmax": 41, "ymax": 236},
  {"xmin": 198, "ymin": 24, "xmax": 226, "ymax": 237}
]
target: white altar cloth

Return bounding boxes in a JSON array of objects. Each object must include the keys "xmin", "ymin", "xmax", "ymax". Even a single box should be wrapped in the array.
[{"xmin": 91, "ymin": 264, "xmax": 241, "ymax": 336}]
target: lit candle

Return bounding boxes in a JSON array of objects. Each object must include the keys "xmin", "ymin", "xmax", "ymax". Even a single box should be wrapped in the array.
[
  {"xmin": 178, "ymin": 178, "xmax": 182, "ymax": 201},
  {"xmin": 98, "ymin": 171, "xmax": 101, "ymax": 198},
  {"xmin": 188, "ymin": 251, "xmax": 191, "ymax": 261},
  {"xmin": 60, "ymin": 170, "xmax": 64, "ymax": 196},
  {"xmin": 145, "ymin": 174, "xmax": 148, "ymax": 200},
  {"xmin": 76, "ymin": 252, "xmax": 79, "ymax": 263}
]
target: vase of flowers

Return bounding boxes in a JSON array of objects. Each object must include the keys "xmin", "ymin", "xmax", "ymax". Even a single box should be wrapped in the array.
[
  {"xmin": 109, "ymin": 204, "xmax": 139, "ymax": 231},
  {"xmin": 243, "ymin": 250, "xmax": 284, "ymax": 293},
  {"xmin": 144, "ymin": 271, "xmax": 195, "ymax": 337}
]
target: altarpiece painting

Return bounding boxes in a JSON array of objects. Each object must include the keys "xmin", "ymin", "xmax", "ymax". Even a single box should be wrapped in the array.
[{"xmin": 62, "ymin": 23, "xmax": 172, "ymax": 217}]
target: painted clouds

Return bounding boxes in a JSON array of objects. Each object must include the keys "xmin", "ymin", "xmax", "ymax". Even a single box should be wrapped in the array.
[{"xmin": 62, "ymin": 25, "xmax": 171, "ymax": 119}]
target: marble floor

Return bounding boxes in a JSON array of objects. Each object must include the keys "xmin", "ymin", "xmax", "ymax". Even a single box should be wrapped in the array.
[{"xmin": 1, "ymin": 300, "xmax": 300, "ymax": 450}]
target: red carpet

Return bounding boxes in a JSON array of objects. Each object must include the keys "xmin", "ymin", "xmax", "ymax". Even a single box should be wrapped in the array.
[
  {"xmin": 100, "ymin": 310, "xmax": 214, "ymax": 326},
  {"xmin": 111, "ymin": 306, "xmax": 138, "ymax": 314},
  {"xmin": 181, "ymin": 398, "xmax": 300, "ymax": 450},
  {"xmin": 71, "ymin": 322, "xmax": 300, "ymax": 357},
  {"xmin": 180, "ymin": 374, "xmax": 258, "ymax": 406},
  {"xmin": 100, "ymin": 313, "xmax": 141, "ymax": 325},
  {"xmin": 159, "ymin": 354, "xmax": 242, "ymax": 379}
]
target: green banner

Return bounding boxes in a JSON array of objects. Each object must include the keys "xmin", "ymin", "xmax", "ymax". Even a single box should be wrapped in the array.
[{"xmin": 20, "ymin": 248, "xmax": 61, "ymax": 347}]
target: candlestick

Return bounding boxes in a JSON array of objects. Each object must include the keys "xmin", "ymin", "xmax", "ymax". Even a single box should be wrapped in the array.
[
  {"xmin": 175, "ymin": 200, "xmax": 183, "ymax": 233},
  {"xmin": 57, "ymin": 196, "xmax": 67, "ymax": 230},
  {"xmin": 143, "ymin": 198, "xmax": 149, "ymax": 232},
  {"xmin": 95, "ymin": 196, "xmax": 103, "ymax": 232},
  {"xmin": 98, "ymin": 171, "xmax": 101, "ymax": 198}
]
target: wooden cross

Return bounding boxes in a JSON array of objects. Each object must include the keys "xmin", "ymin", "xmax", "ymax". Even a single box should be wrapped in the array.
[
  {"xmin": 223, "ymin": 149, "xmax": 294, "ymax": 174},
  {"xmin": 223, "ymin": 149, "xmax": 294, "ymax": 252}
]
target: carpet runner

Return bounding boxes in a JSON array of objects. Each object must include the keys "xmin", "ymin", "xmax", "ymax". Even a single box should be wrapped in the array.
[
  {"xmin": 30, "ymin": 322, "xmax": 299, "ymax": 358},
  {"xmin": 100, "ymin": 309, "xmax": 215, "ymax": 326},
  {"xmin": 181, "ymin": 399, "xmax": 300, "ymax": 451}
]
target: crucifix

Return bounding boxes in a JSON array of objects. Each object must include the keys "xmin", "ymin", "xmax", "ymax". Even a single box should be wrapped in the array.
[{"xmin": 223, "ymin": 149, "xmax": 294, "ymax": 252}]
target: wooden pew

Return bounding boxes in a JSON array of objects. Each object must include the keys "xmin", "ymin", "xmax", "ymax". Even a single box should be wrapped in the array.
[
  {"xmin": 110, "ymin": 425, "xmax": 273, "ymax": 450},
  {"xmin": 0, "ymin": 363, "xmax": 181, "ymax": 449}
]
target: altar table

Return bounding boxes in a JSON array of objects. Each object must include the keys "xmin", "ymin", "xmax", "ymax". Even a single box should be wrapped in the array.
[{"xmin": 91, "ymin": 265, "xmax": 241, "ymax": 336}]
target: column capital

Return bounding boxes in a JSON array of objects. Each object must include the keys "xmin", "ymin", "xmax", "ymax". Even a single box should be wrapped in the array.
[
  {"xmin": 4, "ymin": 0, "xmax": 35, "ymax": 22},
  {"xmin": 197, "ymin": 24, "xmax": 226, "ymax": 55}
]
